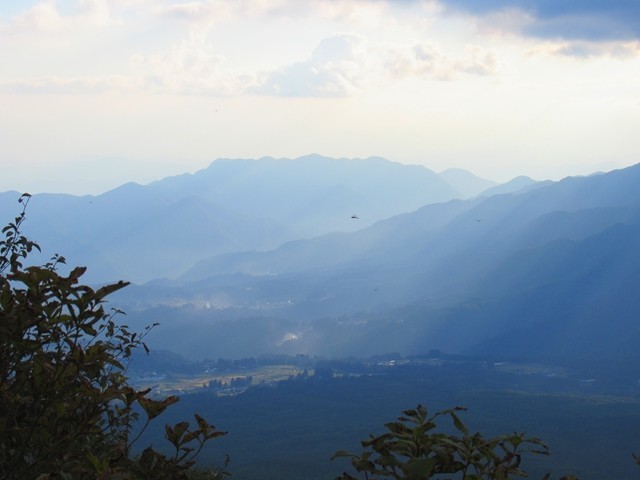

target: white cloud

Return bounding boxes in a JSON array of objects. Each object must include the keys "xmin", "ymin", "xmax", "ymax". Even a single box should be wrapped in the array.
[
  {"xmin": 461, "ymin": 46, "xmax": 498, "ymax": 75},
  {"xmin": 310, "ymin": 0, "xmax": 392, "ymax": 28},
  {"xmin": 384, "ymin": 43, "xmax": 448, "ymax": 79},
  {"xmin": 0, "ymin": 0, "xmax": 498, "ymax": 98},
  {"xmin": 257, "ymin": 33, "xmax": 367, "ymax": 97},
  {"xmin": 1, "ymin": 26, "xmax": 499, "ymax": 98},
  {"xmin": 152, "ymin": 0, "xmax": 298, "ymax": 24},
  {"xmin": 130, "ymin": 33, "xmax": 257, "ymax": 96},
  {"xmin": 257, "ymin": 34, "xmax": 499, "ymax": 97},
  {"xmin": 12, "ymin": 1, "xmax": 65, "ymax": 32},
  {"xmin": 383, "ymin": 42, "xmax": 498, "ymax": 81},
  {"xmin": 149, "ymin": 0, "xmax": 431, "ymax": 35},
  {"xmin": 6, "ymin": 0, "xmax": 120, "ymax": 33},
  {"xmin": 153, "ymin": 1, "xmax": 224, "ymax": 22},
  {"xmin": 527, "ymin": 40, "xmax": 640, "ymax": 59}
]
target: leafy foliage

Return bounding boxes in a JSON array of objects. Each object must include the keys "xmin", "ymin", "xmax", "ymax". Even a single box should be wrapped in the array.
[
  {"xmin": 333, "ymin": 404, "xmax": 577, "ymax": 480},
  {"xmin": 0, "ymin": 194, "xmax": 228, "ymax": 479}
]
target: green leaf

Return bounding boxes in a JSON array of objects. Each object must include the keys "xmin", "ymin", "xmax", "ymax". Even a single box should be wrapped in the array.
[
  {"xmin": 139, "ymin": 396, "xmax": 172, "ymax": 420},
  {"xmin": 404, "ymin": 457, "xmax": 437, "ymax": 480},
  {"xmin": 450, "ymin": 411, "xmax": 469, "ymax": 436},
  {"xmin": 332, "ymin": 450, "xmax": 357, "ymax": 460}
]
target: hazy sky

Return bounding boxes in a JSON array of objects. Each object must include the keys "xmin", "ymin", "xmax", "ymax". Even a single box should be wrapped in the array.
[{"xmin": 1, "ymin": 0, "xmax": 640, "ymax": 194}]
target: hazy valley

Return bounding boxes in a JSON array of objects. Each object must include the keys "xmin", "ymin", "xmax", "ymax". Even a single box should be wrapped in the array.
[{"xmin": 5, "ymin": 154, "xmax": 640, "ymax": 371}]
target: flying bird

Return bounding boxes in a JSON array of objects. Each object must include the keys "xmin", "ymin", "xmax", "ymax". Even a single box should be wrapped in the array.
[{"xmin": 351, "ymin": 214, "xmax": 359, "ymax": 219}]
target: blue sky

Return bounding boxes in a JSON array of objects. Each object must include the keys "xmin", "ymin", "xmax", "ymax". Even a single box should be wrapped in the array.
[
  {"xmin": 1, "ymin": 0, "xmax": 639, "ymax": 194},
  {"xmin": 441, "ymin": 0, "xmax": 640, "ymax": 40}
]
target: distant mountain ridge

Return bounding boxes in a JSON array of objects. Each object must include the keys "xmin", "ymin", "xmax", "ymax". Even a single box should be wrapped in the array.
[
  {"xmin": 183, "ymin": 166, "xmax": 640, "ymax": 283},
  {"xmin": 7, "ymin": 156, "xmax": 637, "ymax": 366},
  {"xmin": 145, "ymin": 154, "xmax": 497, "ymax": 237},
  {"xmin": 0, "ymin": 155, "xmax": 498, "ymax": 283},
  {"xmin": 115, "ymin": 163, "xmax": 640, "ymax": 364}
]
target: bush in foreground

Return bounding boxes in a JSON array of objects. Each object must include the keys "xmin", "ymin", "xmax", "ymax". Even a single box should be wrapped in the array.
[
  {"xmin": 333, "ymin": 404, "xmax": 579, "ymax": 480},
  {"xmin": 0, "ymin": 194, "xmax": 227, "ymax": 479}
]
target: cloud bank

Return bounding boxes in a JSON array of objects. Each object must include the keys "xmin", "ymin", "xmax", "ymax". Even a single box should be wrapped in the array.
[{"xmin": 440, "ymin": 0, "xmax": 640, "ymax": 41}]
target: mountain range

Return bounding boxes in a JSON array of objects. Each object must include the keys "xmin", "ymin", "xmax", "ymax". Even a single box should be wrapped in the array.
[
  {"xmin": 0, "ymin": 154, "xmax": 500, "ymax": 283},
  {"xmin": 3, "ymin": 155, "xmax": 638, "ymax": 368},
  {"xmin": 117, "ymin": 162, "xmax": 640, "ymax": 365}
]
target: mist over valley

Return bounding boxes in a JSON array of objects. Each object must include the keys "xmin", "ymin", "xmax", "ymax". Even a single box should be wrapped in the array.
[{"xmin": 4, "ymin": 155, "xmax": 638, "ymax": 365}]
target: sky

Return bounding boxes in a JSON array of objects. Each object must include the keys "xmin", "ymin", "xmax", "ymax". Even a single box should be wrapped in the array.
[{"xmin": 1, "ymin": 0, "xmax": 640, "ymax": 195}]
